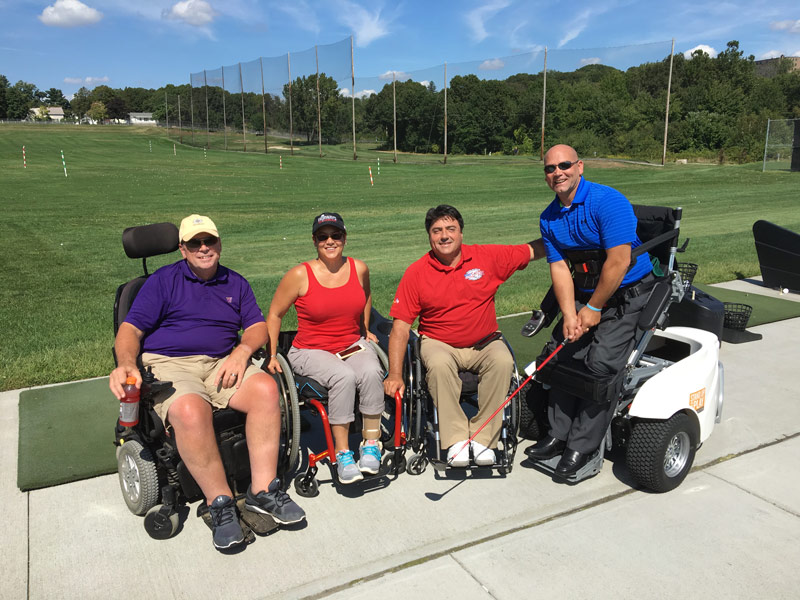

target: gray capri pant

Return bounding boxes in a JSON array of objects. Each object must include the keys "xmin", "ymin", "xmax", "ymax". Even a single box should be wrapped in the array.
[{"xmin": 287, "ymin": 337, "xmax": 385, "ymax": 425}]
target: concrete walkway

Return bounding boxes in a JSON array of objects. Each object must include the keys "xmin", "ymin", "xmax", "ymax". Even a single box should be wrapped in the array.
[{"xmin": 4, "ymin": 294, "xmax": 800, "ymax": 599}]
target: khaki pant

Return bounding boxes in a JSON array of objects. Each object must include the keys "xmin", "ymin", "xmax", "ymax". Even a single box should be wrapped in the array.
[{"xmin": 419, "ymin": 336, "xmax": 514, "ymax": 449}]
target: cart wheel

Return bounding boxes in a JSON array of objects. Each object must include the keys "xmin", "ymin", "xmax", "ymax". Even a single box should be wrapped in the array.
[
  {"xmin": 293, "ymin": 473, "xmax": 319, "ymax": 498},
  {"xmin": 626, "ymin": 413, "xmax": 697, "ymax": 493},
  {"xmin": 382, "ymin": 452, "xmax": 407, "ymax": 475},
  {"xmin": 407, "ymin": 453, "xmax": 427, "ymax": 475},
  {"xmin": 117, "ymin": 440, "xmax": 160, "ymax": 515},
  {"xmin": 144, "ymin": 505, "xmax": 179, "ymax": 540}
]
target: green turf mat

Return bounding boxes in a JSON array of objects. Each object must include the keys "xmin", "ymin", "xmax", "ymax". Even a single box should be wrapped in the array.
[
  {"xmin": 696, "ymin": 285, "xmax": 800, "ymax": 327},
  {"xmin": 18, "ymin": 378, "xmax": 118, "ymax": 491},
  {"xmin": 498, "ymin": 313, "xmax": 555, "ymax": 369}
]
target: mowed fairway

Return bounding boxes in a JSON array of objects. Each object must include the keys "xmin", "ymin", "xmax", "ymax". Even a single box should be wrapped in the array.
[{"xmin": 1, "ymin": 124, "xmax": 798, "ymax": 391}]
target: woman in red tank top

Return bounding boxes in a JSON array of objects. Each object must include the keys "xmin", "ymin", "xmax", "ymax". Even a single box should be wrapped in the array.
[{"xmin": 266, "ymin": 213, "xmax": 385, "ymax": 484}]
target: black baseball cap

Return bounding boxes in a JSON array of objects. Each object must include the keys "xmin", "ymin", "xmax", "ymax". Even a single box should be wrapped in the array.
[{"xmin": 312, "ymin": 212, "xmax": 346, "ymax": 234}]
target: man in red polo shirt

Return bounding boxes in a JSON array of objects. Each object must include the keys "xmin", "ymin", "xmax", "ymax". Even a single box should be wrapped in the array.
[{"xmin": 384, "ymin": 205, "xmax": 544, "ymax": 466}]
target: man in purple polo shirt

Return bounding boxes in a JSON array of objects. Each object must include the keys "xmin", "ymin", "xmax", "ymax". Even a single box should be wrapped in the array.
[{"xmin": 109, "ymin": 214, "xmax": 305, "ymax": 551}]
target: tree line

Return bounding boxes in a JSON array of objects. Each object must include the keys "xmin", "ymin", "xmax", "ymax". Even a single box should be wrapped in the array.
[{"xmin": 2, "ymin": 41, "xmax": 799, "ymax": 162}]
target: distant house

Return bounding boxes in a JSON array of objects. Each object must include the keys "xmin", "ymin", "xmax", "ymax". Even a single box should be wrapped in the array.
[
  {"xmin": 129, "ymin": 112, "xmax": 157, "ymax": 126},
  {"xmin": 755, "ymin": 55, "xmax": 800, "ymax": 78},
  {"xmin": 27, "ymin": 106, "xmax": 65, "ymax": 122}
]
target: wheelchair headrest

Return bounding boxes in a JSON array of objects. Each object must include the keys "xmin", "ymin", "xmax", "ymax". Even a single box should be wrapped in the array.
[{"xmin": 122, "ymin": 222, "xmax": 179, "ymax": 259}]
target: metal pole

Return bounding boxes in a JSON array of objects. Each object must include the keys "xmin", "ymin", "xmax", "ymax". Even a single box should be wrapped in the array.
[
  {"xmin": 393, "ymin": 72, "xmax": 397, "ymax": 163},
  {"xmin": 662, "ymin": 38, "xmax": 675, "ymax": 166},
  {"xmin": 165, "ymin": 90, "xmax": 169, "ymax": 133},
  {"xmin": 203, "ymin": 70, "xmax": 210, "ymax": 149},
  {"xmin": 762, "ymin": 119, "xmax": 771, "ymax": 172},
  {"xmin": 178, "ymin": 94, "xmax": 182, "ymax": 144},
  {"xmin": 316, "ymin": 45, "xmax": 322, "ymax": 158},
  {"xmin": 222, "ymin": 66, "xmax": 228, "ymax": 151},
  {"xmin": 541, "ymin": 47, "xmax": 547, "ymax": 160},
  {"xmin": 288, "ymin": 52, "xmax": 294, "ymax": 156},
  {"xmin": 260, "ymin": 57, "xmax": 268, "ymax": 153},
  {"xmin": 239, "ymin": 62, "xmax": 246, "ymax": 152},
  {"xmin": 351, "ymin": 35, "xmax": 357, "ymax": 160},
  {"xmin": 189, "ymin": 74, "xmax": 195, "ymax": 145},
  {"xmin": 443, "ymin": 62, "xmax": 447, "ymax": 165}
]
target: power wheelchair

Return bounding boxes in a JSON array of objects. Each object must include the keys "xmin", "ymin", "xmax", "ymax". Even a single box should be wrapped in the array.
[
  {"xmin": 373, "ymin": 313, "xmax": 523, "ymax": 477},
  {"xmin": 520, "ymin": 205, "xmax": 724, "ymax": 492},
  {"xmin": 112, "ymin": 222, "xmax": 300, "ymax": 540},
  {"xmin": 274, "ymin": 309, "xmax": 407, "ymax": 498}
]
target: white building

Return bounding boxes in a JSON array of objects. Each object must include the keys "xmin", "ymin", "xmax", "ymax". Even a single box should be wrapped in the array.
[
  {"xmin": 129, "ymin": 112, "xmax": 157, "ymax": 126},
  {"xmin": 27, "ymin": 106, "xmax": 65, "ymax": 122}
]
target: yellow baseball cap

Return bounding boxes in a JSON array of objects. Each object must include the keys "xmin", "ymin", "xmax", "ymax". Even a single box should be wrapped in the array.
[{"xmin": 179, "ymin": 214, "xmax": 219, "ymax": 242}]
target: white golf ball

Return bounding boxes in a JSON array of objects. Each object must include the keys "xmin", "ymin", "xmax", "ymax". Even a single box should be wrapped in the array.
[{"xmin": 782, "ymin": 288, "xmax": 789, "ymax": 294}]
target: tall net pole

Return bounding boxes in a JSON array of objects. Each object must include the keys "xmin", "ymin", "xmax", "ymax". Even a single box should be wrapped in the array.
[
  {"xmin": 540, "ymin": 47, "xmax": 547, "ymax": 160},
  {"xmin": 762, "ymin": 119, "xmax": 771, "ymax": 172},
  {"xmin": 392, "ymin": 72, "xmax": 397, "ymax": 163},
  {"xmin": 351, "ymin": 35, "xmax": 357, "ymax": 160},
  {"xmin": 239, "ymin": 63, "xmax": 247, "ymax": 152},
  {"xmin": 316, "ymin": 45, "xmax": 323, "ymax": 158},
  {"xmin": 189, "ymin": 74, "xmax": 195, "ymax": 145},
  {"xmin": 203, "ymin": 70, "xmax": 210, "ymax": 149},
  {"xmin": 443, "ymin": 62, "xmax": 448, "ymax": 165},
  {"xmin": 288, "ymin": 52, "xmax": 294, "ymax": 156},
  {"xmin": 260, "ymin": 57, "xmax": 268, "ymax": 154},
  {"xmin": 661, "ymin": 38, "xmax": 675, "ymax": 166},
  {"xmin": 178, "ymin": 94, "xmax": 182, "ymax": 144},
  {"xmin": 165, "ymin": 90, "xmax": 169, "ymax": 134},
  {"xmin": 222, "ymin": 66, "xmax": 228, "ymax": 151}
]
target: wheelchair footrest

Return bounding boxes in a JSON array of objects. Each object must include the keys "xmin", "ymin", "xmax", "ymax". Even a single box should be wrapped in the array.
[
  {"xmin": 530, "ymin": 447, "xmax": 604, "ymax": 483},
  {"xmin": 238, "ymin": 498, "xmax": 279, "ymax": 536}
]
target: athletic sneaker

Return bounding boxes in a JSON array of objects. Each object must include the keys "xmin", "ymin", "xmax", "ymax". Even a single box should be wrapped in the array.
[
  {"xmin": 336, "ymin": 450, "xmax": 364, "ymax": 484},
  {"xmin": 358, "ymin": 440, "xmax": 382, "ymax": 475},
  {"xmin": 245, "ymin": 478, "xmax": 306, "ymax": 525},
  {"xmin": 471, "ymin": 440, "xmax": 496, "ymax": 466},
  {"xmin": 208, "ymin": 495, "xmax": 245, "ymax": 550},
  {"xmin": 447, "ymin": 440, "xmax": 470, "ymax": 467}
]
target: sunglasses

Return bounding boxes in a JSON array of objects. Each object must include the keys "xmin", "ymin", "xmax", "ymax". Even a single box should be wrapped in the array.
[
  {"xmin": 544, "ymin": 160, "xmax": 579, "ymax": 174},
  {"xmin": 183, "ymin": 236, "xmax": 219, "ymax": 250},
  {"xmin": 314, "ymin": 232, "xmax": 344, "ymax": 242}
]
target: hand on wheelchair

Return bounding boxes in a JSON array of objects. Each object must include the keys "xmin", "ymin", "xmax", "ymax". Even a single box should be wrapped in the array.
[
  {"xmin": 383, "ymin": 374, "xmax": 405, "ymax": 398},
  {"xmin": 265, "ymin": 355, "xmax": 282, "ymax": 375}
]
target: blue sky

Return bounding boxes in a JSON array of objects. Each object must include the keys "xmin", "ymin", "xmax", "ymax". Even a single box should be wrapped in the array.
[{"xmin": 2, "ymin": 0, "xmax": 799, "ymax": 98}]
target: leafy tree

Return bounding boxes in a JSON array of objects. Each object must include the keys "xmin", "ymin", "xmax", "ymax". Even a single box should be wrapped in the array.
[
  {"xmin": 282, "ymin": 73, "xmax": 341, "ymax": 142},
  {"xmin": 45, "ymin": 88, "xmax": 69, "ymax": 109},
  {"xmin": 87, "ymin": 101, "xmax": 108, "ymax": 123},
  {"xmin": 71, "ymin": 87, "xmax": 92, "ymax": 118},
  {"xmin": 0, "ymin": 74, "xmax": 9, "ymax": 119},
  {"xmin": 6, "ymin": 80, "xmax": 38, "ymax": 120}
]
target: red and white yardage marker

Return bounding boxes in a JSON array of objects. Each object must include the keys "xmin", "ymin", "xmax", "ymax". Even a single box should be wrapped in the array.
[
  {"xmin": 280, "ymin": 155, "xmax": 282, "ymax": 170},
  {"xmin": 369, "ymin": 166, "xmax": 374, "ymax": 186},
  {"xmin": 61, "ymin": 149, "xmax": 67, "ymax": 177},
  {"xmin": 23, "ymin": 146, "xmax": 26, "ymax": 169}
]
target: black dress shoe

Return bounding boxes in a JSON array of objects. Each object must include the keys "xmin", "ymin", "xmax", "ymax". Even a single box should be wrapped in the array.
[
  {"xmin": 555, "ymin": 448, "xmax": 589, "ymax": 477},
  {"xmin": 524, "ymin": 436, "xmax": 566, "ymax": 460}
]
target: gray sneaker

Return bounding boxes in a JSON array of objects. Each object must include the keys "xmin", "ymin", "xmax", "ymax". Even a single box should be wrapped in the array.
[
  {"xmin": 245, "ymin": 478, "xmax": 306, "ymax": 525},
  {"xmin": 336, "ymin": 450, "xmax": 364, "ymax": 484},
  {"xmin": 208, "ymin": 495, "xmax": 245, "ymax": 550},
  {"xmin": 358, "ymin": 440, "xmax": 382, "ymax": 475}
]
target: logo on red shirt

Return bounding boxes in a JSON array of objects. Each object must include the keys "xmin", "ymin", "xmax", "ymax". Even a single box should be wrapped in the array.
[{"xmin": 464, "ymin": 268, "xmax": 484, "ymax": 281}]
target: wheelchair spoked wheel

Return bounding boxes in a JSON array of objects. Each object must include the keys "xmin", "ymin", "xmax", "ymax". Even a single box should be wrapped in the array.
[
  {"xmin": 274, "ymin": 354, "xmax": 302, "ymax": 477},
  {"xmin": 406, "ymin": 453, "xmax": 427, "ymax": 475},
  {"xmin": 117, "ymin": 439, "xmax": 160, "ymax": 516},
  {"xmin": 293, "ymin": 472, "xmax": 320, "ymax": 498}
]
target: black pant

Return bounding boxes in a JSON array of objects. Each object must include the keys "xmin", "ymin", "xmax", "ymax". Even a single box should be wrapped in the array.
[{"xmin": 542, "ymin": 277, "xmax": 654, "ymax": 453}]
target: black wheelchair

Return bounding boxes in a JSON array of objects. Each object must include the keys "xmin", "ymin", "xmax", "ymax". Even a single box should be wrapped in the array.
[
  {"xmin": 380, "ymin": 318, "xmax": 523, "ymax": 477},
  {"xmin": 112, "ymin": 222, "xmax": 300, "ymax": 539},
  {"xmin": 274, "ymin": 310, "xmax": 407, "ymax": 498},
  {"xmin": 520, "ymin": 205, "xmax": 725, "ymax": 492}
]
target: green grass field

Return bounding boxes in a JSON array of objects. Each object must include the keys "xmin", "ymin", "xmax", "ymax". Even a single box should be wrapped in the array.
[{"xmin": 1, "ymin": 123, "xmax": 798, "ymax": 391}]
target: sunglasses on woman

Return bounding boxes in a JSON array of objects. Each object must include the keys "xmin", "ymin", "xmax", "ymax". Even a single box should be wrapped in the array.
[{"xmin": 314, "ymin": 232, "xmax": 344, "ymax": 242}]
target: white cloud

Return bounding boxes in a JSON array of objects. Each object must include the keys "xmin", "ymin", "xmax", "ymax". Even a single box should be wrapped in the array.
[
  {"xmin": 683, "ymin": 44, "xmax": 717, "ymax": 59},
  {"xmin": 39, "ymin": 0, "xmax": 102, "ymax": 27},
  {"xmin": 63, "ymin": 76, "xmax": 110, "ymax": 86},
  {"xmin": 163, "ymin": 0, "xmax": 217, "ymax": 27},
  {"xmin": 465, "ymin": 0, "xmax": 510, "ymax": 42},
  {"xmin": 770, "ymin": 20, "xmax": 800, "ymax": 34},
  {"xmin": 379, "ymin": 70, "xmax": 409, "ymax": 81},
  {"xmin": 276, "ymin": 1, "xmax": 320, "ymax": 34},
  {"xmin": 759, "ymin": 50, "xmax": 783, "ymax": 60},
  {"xmin": 479, "ymin": 58, "xmax": 505, "ymax": 70},
  {"xmin": 335, "ymin": 0, "xmax": 391, "ymax": 47},
  {"xmin": 579, "ymin": 57, "xmax": 601, "ymax": 66},
  {"xmin": 342, "ymin": 88, "xmax": 376, "ymax": 99}
]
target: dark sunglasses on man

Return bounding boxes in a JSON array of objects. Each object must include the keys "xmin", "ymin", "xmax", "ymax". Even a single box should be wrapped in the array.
[
  {"xmin": 183, "ymin": 236, "xmax": 219, "ymax": 250},
  {"xmin": 544, "ymin": 160, "xmax": 580, "ymax": 174},
  {"xmin": 314, "ymin": 232, "xmax": 344, "ymax": 242}
]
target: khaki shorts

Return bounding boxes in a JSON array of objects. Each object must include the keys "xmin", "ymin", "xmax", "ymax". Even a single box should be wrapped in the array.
[{"xmin": 142, "ymin": 353, "xmax": 262, "ymax": 425}]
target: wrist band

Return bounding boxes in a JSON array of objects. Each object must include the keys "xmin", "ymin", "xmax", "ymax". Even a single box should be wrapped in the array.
[{"xmin": 586, "ymin": 303, "xmax": 602, "ymax": 312}]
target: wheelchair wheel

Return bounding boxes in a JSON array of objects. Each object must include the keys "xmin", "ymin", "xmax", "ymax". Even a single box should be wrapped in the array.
[
  {"xmin": 407, "ymin": 453, "xmax": 427, "ymax": 475},
  {"xmin": 275, "ymin": 354, "xmax": 301, "ymax": 476},
  {"xmin": 117, "ymin": 440, "xmax": 160, "ymax": 516},
  {"xmin": 144, "ymin": 504, "xmax": 179, "ymax": 540},
  {"xmin": 626, "ymin": 413, "xmax": 698, "ymax": 493},
  {"xmin": 293, "ymin": 473, "xmax": 319, "ymax": 498},
  {"xmin": 370, "ymin": 341, "xmax": 398, "ymax": 450},
  {"xmin": 382, "ymin": 452, "xmax": 407, "ymax": 475}
]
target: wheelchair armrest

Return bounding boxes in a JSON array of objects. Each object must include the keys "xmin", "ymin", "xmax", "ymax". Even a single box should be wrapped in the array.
[{"xmin": 637, "ymin": 280, "xmax": 673, "ymax": 330}]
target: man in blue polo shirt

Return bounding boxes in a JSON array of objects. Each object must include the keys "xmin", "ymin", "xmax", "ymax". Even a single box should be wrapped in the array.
[
  {"xmin": 525, "ymin": 145, "xmax": 655, "ymax": 478},
  {"xmin": 109, "ymin": 214, "xmax": 305, "ymax": 550}
]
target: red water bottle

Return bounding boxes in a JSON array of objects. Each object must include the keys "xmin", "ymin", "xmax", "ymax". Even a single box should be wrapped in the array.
[{"xmin": 119, "ymin": 376, "xmax": 140, "ymax": 427}]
